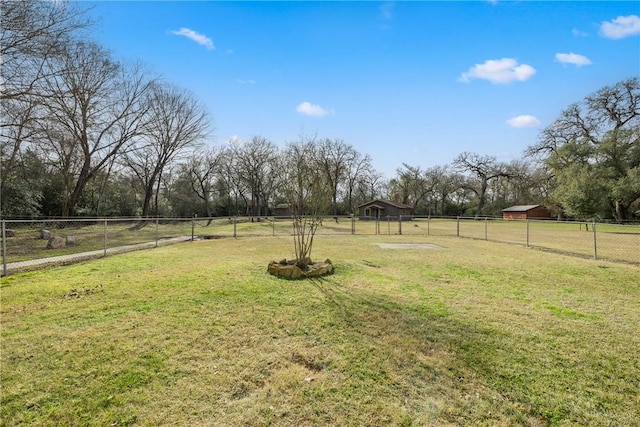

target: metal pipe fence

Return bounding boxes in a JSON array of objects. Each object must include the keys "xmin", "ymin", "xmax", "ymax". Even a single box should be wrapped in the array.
[{"xmin": 1, "ymin": 215, "xmax": 638, "ymax": 275}]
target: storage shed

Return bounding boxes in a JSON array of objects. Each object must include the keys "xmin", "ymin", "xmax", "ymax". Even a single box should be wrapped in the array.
[
  {"xmin": 273, "ymin": 203, "xmax": 292, "ymax": 217},
  {"xmin": 357, "ymin": 199, "xmax": 413, "ymax": 220},
  {"xmin": 502, "ymin": 205, "xmax": 552, "ymax": 220}
]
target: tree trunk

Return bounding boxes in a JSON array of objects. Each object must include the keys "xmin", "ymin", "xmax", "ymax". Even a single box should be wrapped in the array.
[{"xmin": 475, "ymin": 179, "xmax": 488, "ymax": 218}]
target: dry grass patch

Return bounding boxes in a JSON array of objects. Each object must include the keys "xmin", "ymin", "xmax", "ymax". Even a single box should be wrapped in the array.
[{"xmin": 1, "ymin": 235, "xmax": 639, "ymax": 426}]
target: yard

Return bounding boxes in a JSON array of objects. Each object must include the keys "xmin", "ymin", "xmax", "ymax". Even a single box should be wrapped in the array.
[{"xmin": 1, "ymin": 234, "xmax": 639, "ymax": 425}]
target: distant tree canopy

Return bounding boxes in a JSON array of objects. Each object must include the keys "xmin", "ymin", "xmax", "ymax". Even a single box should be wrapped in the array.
[
  {"xmin": 527, "ymin": 77, "xmax": 640, "ymax": 221},
  {"xmin": 0, "ymin": 2, "xmax": 637, "ymax": 221}
]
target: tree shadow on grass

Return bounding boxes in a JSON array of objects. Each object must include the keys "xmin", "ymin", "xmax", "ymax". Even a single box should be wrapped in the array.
[{"xmin": 307, "ymin": 277, "xmax": 549, "ymax": 426}]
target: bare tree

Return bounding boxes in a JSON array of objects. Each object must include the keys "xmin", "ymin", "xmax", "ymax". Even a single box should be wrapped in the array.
[
  {"xmin": 391, "ymin": 163, "xmax": 434, "ymax": 214},
  {"xmin": 188, "ymin": 146, "xmax": 225, "ymax": 221},
  {"xmin": 124, "ymin": 83, "xmax": 211, "ymax": 217},
  {"xmin": 316, "ymin": 138, "xmax": 352, "ymax": 215},
  {"xmin": 425, "ymin": 165, "xmax": 461, "ymax": 216},
  {"xmin": 342, "ymin": 146, "xmax": 373, "ymax": 215},
  {"xmin": 217, "ymin": 142, "xmax": 245, "ymax": 216},
  {"xmin": 33, "ymin": 41, "xmax": 154, "ymax": 216},
  {"xmin": 1, "ymin": 0, "xmax": 91, "ymax": 101},
  {"xmin": 453, "ymin": 152, "xmax": 510, "ymax": 217},
  {"xmin": 356, "ymin": 169, "xmax": 386, "ymax": 202},
  {"xmin": 228, "ymin": 136, "xmax": 278, "ymax": 220},
  {"xmin": 281, "ymin": 137, "xmax": 332, "ymax": 268},
  {"xmin": 1, "ymin": 0, "xmax": 91, "ymax": 216}
]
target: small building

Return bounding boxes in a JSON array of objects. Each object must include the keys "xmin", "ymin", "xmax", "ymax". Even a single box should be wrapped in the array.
[
  {"xmin": 357, "ymin": 199, "xmax": 413, "ymax": 220},
  {"xmin": 273, "ymin": 203, "xmax": 292, "ymax": 217},
  {"xmin": 502, "ymin": 205, "xmax": 552, "ymax": 220}
]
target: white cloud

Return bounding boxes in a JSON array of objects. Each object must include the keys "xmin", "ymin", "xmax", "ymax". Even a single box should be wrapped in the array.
[
  {"xmin": 506, "ymin": 115, "xmax": 540, "ymax": 128},
  {"xmin": 236, "ymin": 79, "xmax": 256, "ymax": 84},
  {"xmin": 572, "ymin": 28, "xmax": 588, "ymax": 37},
  {"xmin": 379, "ymin": 2, "xmax": 395, "ymax": 21},
  {"xmin": 225, "ymin": 135, "xmax": 243, "ymax": 147},
  {"xmin": 555, "ymin": 52, "xmax": 592, "ymax": 67},
  {"xmin": 459, "ymin": 58, "xmax": 536, "ymax": 84},
  {"xmin": 170, "ymin": 27, "xmax": 215, "ymax": 50},
  {"xmin": 600, "ymin": 15, "xmax": 640, "ymax": 39},
  {"xmin": 296, "ymin": 102, "xmax": 331, "ymax": 117}
]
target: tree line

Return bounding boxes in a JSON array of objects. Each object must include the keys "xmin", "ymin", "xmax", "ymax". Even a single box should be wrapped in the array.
[{"xmin": 2, "ymin": 1, "xmax": 638, "ymax": 222}]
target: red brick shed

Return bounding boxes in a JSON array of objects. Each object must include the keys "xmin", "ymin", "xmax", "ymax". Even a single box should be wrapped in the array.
[{"xmin": 502, "ymin": 205, "xmax": 552, "ymax": 220}]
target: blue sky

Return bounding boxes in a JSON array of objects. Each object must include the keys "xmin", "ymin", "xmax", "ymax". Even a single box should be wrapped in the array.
[{"xmin": 89, "ymin": 1, "xmax": 640, "ymax": 177}]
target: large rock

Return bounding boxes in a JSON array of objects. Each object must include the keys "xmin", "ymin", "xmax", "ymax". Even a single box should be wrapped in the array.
[
  {"xmin": 306, "ymin": 262, "xmax": 334, "ymax": 277},
  {"xmin": 40, "ymin": 229, "xmax": 51, "ymax": 240},
  {"xmin": 66, "ymin": 236, "xmax": 77, "ymax": 246},
  {"xmin": 5, "ymin": 229, "xmax": 16, "ymax": 237},
  {"xmin": 47, "ymin": 236, "xmax": 66, "ymax": 249}
]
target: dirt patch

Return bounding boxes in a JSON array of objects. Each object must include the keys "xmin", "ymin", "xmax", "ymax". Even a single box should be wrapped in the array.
[
  {"xmin": 291, "ymin": 351, "xmax": 328, "ymax": 372},
  {"xmin": 62, "ymin": 286, "xmax": 103, "ymax": 299}
]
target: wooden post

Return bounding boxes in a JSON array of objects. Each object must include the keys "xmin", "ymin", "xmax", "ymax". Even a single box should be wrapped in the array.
[
  {"xmin": 103, "ymin": 219, "xmax": 108, "ymax": 257},
  {"xmin": 593, "ymin": 220, "xmax": 597, "ymax": 260},
  {"xmin": 2, "ymin": 220, "xmax": 7, "ymax": 276}
]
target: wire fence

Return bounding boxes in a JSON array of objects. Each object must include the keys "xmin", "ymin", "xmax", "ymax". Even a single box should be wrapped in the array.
[
  {"xmin": 1, "ymin": 215, "xmax": 638, "ymax": 275},
  {"xmin": 400, "ymin": 216, "xmax": 639, "ymax": 265}
]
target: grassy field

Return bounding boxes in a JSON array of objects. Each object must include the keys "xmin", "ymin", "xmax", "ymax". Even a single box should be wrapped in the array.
[{"xmin": 1, "ymin": 234, "xmax": 639, "ymax": 426}]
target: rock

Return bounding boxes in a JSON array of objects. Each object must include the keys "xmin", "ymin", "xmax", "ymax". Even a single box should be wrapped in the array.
[
  {"xmin": 268, "ymin": 259, "xmax": 333, "ymax": 279},
  {"xmin": 66, "ymin": 236, "xmax": 77, "ymax": 246},
  {"xmin": 47, "ymin": 236, "xmax": 65, "ymax": 249},
  {"xmin": 5, "ymin": 229, "xmax": 16, "ymax": 237},
  {"xmin": 41, "ymin": 229, "xmax": 51, "ymax": 240},
  {"xmin": 290, "ymin": 265, "xmax": 304, "ymax": 279},
  {"xmin": 306, "ymin": 263, "xmax": 334, "ymax": 277},
  {"xmin": 267, "ymin": 262, "xmax": 280, "ymax": 276},
  {"xmin": 305, "ymin": 267, "xmax": 322, "ymax": 277}
]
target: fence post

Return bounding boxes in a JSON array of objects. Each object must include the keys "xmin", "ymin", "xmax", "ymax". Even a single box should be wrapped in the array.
[
  {"xmin": 103, "ymin": 219, "xmax": 107, "ymax": 257},
  {"xmin": 155, "ymin": 217, "xmax": 159, "ymax": 248},
  {"xmin": 456, "ymin": 216, "xmax": 460, "ymax": 237},
  {"xmin": 484, "ymin": 217, "xmax": 488, "ymax": 240},
  {"xmin": 526, "ymin": 219, "xmax": 530, "ymax": 248},
  {"xmin": 191, "ymin": 215, "xmax": 195, "ymax": 241},
  {"xmin": 2, "ymin": 220, "xmax": 7, "ymax": 276},
  {"xmin": 233, "ymin": 216, "xmax": 237, "ymax": 238},
  {"xmin": 272, "ymin": 216, "xmax": 275, "ymax": 236},
  {"xmin": 351, "ymin": 214, "xmax": 355, "ymax": 235},
  {"xmin": 593, "ymin": 220, "xmax": 597, "ymax": 260},
  {"xmin": 427, "ymin": 216, "xmax": 430, "ymax": 236},
  {"xmin": 398, "ymin": 215, "xmax": 402, "ymax": 235}
]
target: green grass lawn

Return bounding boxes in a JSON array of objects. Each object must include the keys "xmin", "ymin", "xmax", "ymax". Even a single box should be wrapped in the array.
[{"xmin": 1, "ymin": 235, "xmax": 639, "ymax": 426}]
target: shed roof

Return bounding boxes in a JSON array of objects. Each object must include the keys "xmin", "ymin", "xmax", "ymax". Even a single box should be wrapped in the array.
[
  {"xmin": 502, "ymin": 204, "xmax": 543, "ymax": 212},
  {"xmin": 357, "ymin": 199, "xmax": 412, "ymax": 209}
]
